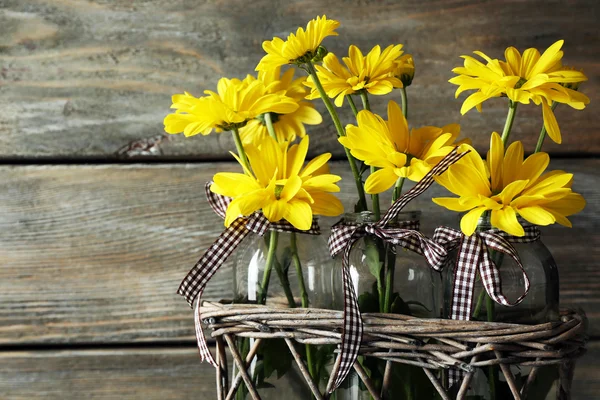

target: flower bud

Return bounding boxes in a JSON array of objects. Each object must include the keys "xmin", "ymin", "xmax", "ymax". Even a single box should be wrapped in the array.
[
  {"xmin": 311, "ymin": 46, "xmax": 329, "ymax": 63},
  {"xmin": 394, "ymin": 54, "xmax": 415, "ymax": 87}
]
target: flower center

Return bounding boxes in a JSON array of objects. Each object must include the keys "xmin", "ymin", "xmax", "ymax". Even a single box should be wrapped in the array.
[
  {"xmin": 274, "ymin": 184, "xmax": 284, "ymax": 199},
  {"xmin": 514, "ymin": 77, "xmax": 527, "ymax": 89}
]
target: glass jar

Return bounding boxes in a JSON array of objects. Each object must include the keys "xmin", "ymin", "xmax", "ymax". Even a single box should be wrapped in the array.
[
  {"xmin": 442, "ymin": 216, "xmax": 560, "ymax": 399},
  {"xmin": 441, "ymin": 217, "xmax": 559, "ymax": 324},
  {"xmin": 232, "ymin": 228, "xmax": 337, "ymax": 399},
  {"xmin": 333, "ymin": 211, "xmax": 441, "ymax": 400}
]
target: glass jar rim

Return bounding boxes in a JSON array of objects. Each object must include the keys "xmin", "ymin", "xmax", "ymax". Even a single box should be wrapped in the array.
[{"xmin": 341, "ymin": 210, "xmax": 421, "ymax": 224}]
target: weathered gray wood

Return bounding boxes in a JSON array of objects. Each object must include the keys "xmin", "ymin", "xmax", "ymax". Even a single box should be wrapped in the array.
[
  {"xmin": 0, "ymin": 342, "xmax": 598, "ymax": 399},
  {"xmin": 0, "ymin": 159, "xmax": 597, "ymax": 344},
  {"xmin": 0, "ymin": 0, "xmax": 597, "ymax": 158}
]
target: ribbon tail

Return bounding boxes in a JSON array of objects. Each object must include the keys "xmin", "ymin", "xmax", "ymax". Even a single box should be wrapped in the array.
[
  {"xmin": 195, "ymin": 296, "xmax": 217, "ymax": 367},
  {"xmin": 176, "ymin": 218, "xmax": 250, "ymax": 367},
  {"xmin": 329, "ymin": 247, "xmax": 363, "ymax": 392},
  {"xmin": 480, "ymin": 233, "xmax": 531, "ymax": 307},
  {"xmin": 450, "ymin": 234, "xmax": 482, "ymax": 321}
]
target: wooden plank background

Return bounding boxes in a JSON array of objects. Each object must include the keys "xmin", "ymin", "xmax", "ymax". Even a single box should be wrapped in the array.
[
  {"xmin": 0, "ymin": 0, "xmax": 598, "ymax": 160},
  {"xmin": 0, "ymin": 0, "xmax": 598, "ymax": 398}
]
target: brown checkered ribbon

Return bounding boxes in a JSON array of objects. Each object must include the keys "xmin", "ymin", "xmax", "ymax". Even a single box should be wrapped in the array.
[
  {"xmin": 433, "ymin": 225, "xmax": 540, "ymax": 384},
  {"xmin": 177, "ymin": 183, "xmax": 320, "ymax": 367},
  {"xmin": 327, "ymin": 148, "xmax": 468, "ymax": 391}
]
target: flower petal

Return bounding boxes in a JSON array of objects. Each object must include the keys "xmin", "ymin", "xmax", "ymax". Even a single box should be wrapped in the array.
[{"xmin": 364, "ymin": 168, "xmax": 398, "ymax": 194}]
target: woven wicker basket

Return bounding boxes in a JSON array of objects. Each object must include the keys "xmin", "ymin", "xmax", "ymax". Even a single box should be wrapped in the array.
[{"xmin": 201, "ymin": 301, "xmax": 587, "ymax": 400}]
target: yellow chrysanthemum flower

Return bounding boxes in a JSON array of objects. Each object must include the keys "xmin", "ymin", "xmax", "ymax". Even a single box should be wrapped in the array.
[
  {"xmin": 211, "ymin": 136, "xmax": 344, "ymax": 230},
  {"xmin": 449, "ymin": 40, "xmax": 589, "ymax": 144},
  {"xmin": 256, "ymin": 15, "xmax": 340, "ymax": 71},
  {"xmin": 340, "ymin": 100, "xmax": 467, "ymax": 194},
  {"xmin": 433, "ymin": 132, "xmax": 585, "ymax": 236},
  {"xmin": 164, "ymin": 76, "xmax": 299, "ymax": 137},
  {"xmin": 239, "ymin": 67, "xmax": 322, "ymax": 144},
  {"xmin": 305, "ymin": 44, "xmax": 404, "ymax": 106}
]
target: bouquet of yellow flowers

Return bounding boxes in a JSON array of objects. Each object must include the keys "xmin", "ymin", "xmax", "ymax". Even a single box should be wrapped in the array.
[{"xmin": 169, "ymin": 15, "xmax": 588, "ymax": 400}]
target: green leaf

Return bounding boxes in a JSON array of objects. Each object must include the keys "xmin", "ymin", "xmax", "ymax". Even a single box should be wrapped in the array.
[
  {"xmin": 522, "ymin": 365, "xmax": 559, "ymax": 400},
  {"xmin": 258, "ymin": 339, "xmax": 293, "ymax": 380},
  {"xmin": 390, "ymin": 293, "xmax": 411, "ymax": 315},
  {"xmin": 358, "ymin": 290, "xmax": 380, "ymax": 313},
  {"xmin": 280, "ymin": 247, "xmax": 292, "ymax": 275},
  {"xmin": 364, "ymin": 237, "xmax": 383, "ymax": 279}
]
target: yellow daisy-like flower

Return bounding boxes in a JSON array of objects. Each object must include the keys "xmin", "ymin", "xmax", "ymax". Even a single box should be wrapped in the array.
[
  {"xmin": 164, "ymin": 76, "xmax": 299, "ymax": 137},
  {"xmin": 239, "ymin": 67, "xmax": 322, "ymax": 144},
  {"xmin": 433, "ymin": 132, "xmax": 586, "ymax": 236},
  {"xmin": 449, "ymin": 40, "xmax": 589, "ymax": 144},
  {"xmin": 305, "ymin": 44, "xmax": 404, "ymax": 107},
  {"xmin": 210, "ymin": 135, "xmax": 344, "ymax": 230},
  {"xmin": 256, "ymin": 15, "xmax": 340, "ymax": 71},
  {"xmin": 340, "ymin": 100, "xmax": 466, "ymax": 194}
]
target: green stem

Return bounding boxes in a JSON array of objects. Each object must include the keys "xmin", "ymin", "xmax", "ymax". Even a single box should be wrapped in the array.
[
  {"xmin": 400, "ymin": 87, "xmax": 408, "ymax": 118},
  {"xmin": 273, "ymin": 256, "xmax": 296, "ymax": 308},
  {"xmin": 392, "ymin": 177, "xmax": 405, "ymax": 203},
  {"xmin": 231, "ymin": 127, "xmax": 251, "ymax": 171},
  {"xmin": 263, "ymin": 112, "xmax": 278, "ymax": 141},
  {"xmin": 489, "ymin": 364, "xmax": 498, "ymax": 400},
  {"xmin": 500, "ymin": 101, "xmax": 518, "ymax": 145},
  {"xmin": 347, "ymin": 95, "xmax": 359, "ymax": 118},
  {"xmin": 305, "ymin": 60, "xmax": 368, "ymax": 211},
  {"xmin": 360, "ymin": 91, "xmax": 371, "ymax": 111},
  {"xmin": 359, "ymin": 92, "xmax": 381, "ymax": 219},
  {"xmin": 258, "ymin": 230, "xmax": 279, "ymax": 304},
  {"xmin": 383, "ymin": 245, "xmax": 396, "ymax": 314},
  {"xmin": 290, "ymin": 233, "xmax": 309, "ymax": 309},
  {"xmin": 290, "ymin": 233, "xmax": 315, "ymax": 381},
  {"xmin": 534, "ymin": 101, "xmax": 559, "ymax": 153}
]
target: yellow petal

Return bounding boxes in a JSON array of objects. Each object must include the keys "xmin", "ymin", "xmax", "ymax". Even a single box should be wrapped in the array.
[
  {"xmin": 502, "ymin": 141, "xmax": 524, "ymax": 187},
  {"xmin": 284, "ymin": 200, "xmax": 313, "ymax": 230},
  {"xmin": 448, "ymin": 163, "xmax": 492, "ymax": 197},
  {"xmin": 288, "ymin": 136, "xmax": 309, "ymax": 177},
  {"xmin": 490, "ymin": 207, "xmax": 524, "ymax": 236},
  {"xmin": 303, "ymin": 174, "xmax": 341, "ymax": 192},
  {"xmin": 364, "ymin": 168, "xmax": 398, "ymax": 194},
  {"xmin": 517, "ymin": 206, "xmax": 556, "ymax": 226},
  {"xmin": 211, "ymin": 173, "xmax": 260, "ymax": 197},
  {"xmin": 488, "ymin": 132, "xmax": 504, "ymax": 193},
  {"xmin": 519, "ymin": 152, "xmax": 549, "ymax": 188},
  {"xmin": 432, "ymin": 197, "xmax": 478, "ymax": 212},
  {"xmin": 527, "ymin": 40, "xmax": 564, "ymax": 79},
  {"xmin": 262, "ymin": 199, "xmax": 286, "ymax": 222},
  {"xmin": 460, "ymin": 207, "xmax": 487, "ymax": 236},
  {"xmin": 280, "ymin": 175, "xmax": 303, "ymax": 201},
  {"xmin": 229, "ymin": 191, "xmax": 268, "ymax": 219},
  {"xmin": 542, "ymin": 101, "xmax": 562, "ymax": 144},
  {"xmin": 301, "ymin": 153, "xmax": 331, "ymax": 177},
  {"xmin": 495, "ymin": 179, "xmax": 529, "ymax": 205},
  {"xmin": 308, "ymin": 192, "xmax": 344, "ymax": 216}
]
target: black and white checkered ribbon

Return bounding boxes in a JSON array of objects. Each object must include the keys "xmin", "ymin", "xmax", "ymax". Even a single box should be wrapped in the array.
[
  {"xmin": 177, "ymin": 183, "xmax": 320, "ymax": 367},
  {"xmin": 433, "ymin": 225, "xmax": 540, "ymax": 384},
  {"xmin": 326, "ymin": 148, "xmax": 469, "ymax": 390}
]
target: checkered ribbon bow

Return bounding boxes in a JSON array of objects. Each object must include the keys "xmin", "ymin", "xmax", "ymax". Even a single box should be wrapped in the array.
[
  {"xmin": 433, "ymin": 226, "xmax": 539, "ymax": 320},
  {"xmin": 326, "ymin": 148, "xmax": 468, "ymax": 391},
  {"xmin": 433, "ymin": 225, "xmax": 540, "ymax": 385},
  {"xmin": 177, "ymin": 183, "xmax": 320, "ymax": 367}
]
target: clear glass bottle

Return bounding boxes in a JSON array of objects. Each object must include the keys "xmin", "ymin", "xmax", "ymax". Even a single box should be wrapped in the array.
[
  {"xmin": 333, "ymin": 211, "xmax": 441, "ymax": 400},
  {"xmin": 442, "ymin": 216, "xmax": 560, "ymax": 399},
  {"xmin": 232, "ymin": 228, "xmax": 337, "ymax": 399},
  {"xmin": 441, "ymin": 216, "xmax": 559, "ymax": 323}
]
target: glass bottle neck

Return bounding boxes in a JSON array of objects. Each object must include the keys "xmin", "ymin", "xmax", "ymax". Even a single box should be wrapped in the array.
[{"xmin": 342, "ymin": 210, "xmax": 421, "ymax": 226}]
